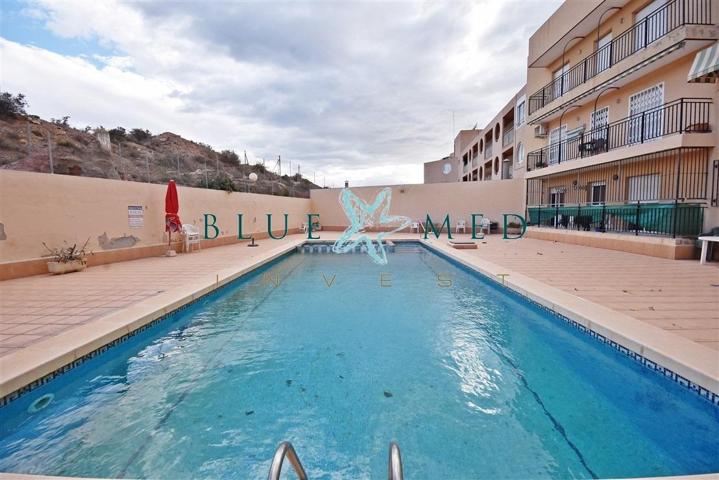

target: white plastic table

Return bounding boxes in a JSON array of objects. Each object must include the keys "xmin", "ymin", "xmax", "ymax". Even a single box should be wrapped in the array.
[{"xmin": 698, "ymin": 236, "xmax": 719, "ymax": 264}]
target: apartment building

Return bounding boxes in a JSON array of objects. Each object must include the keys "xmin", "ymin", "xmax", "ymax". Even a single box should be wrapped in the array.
[
  {"xmin": 523, "ymin": 0, "xmax": 718, "ymax": 240},
  {"xmin": 424, "ymin": 154, "xmax": 457, "ymax": 183},
  {"xmin": 454, "ymin": 88, "xmax": 528, "ymax": 183}
]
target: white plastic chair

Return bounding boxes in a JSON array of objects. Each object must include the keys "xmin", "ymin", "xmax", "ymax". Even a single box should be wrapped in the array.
[
  {"xmin": 182, "ymin": 224, "xmax": 201, "ymax": 252},
  {"xmin": 479, "ymin": 217, "xmax": 491, "ymax": 236},
  {"xmin": 455, "ymin": 220, "xmax": 466, "ymax": 234},
  {"xmin": 410, "ymin": 221, "xmax": 420, "ymax": 233},
  {"xmin": 300, "ymin": 223, "xmax": 308, "ymax": 233}
]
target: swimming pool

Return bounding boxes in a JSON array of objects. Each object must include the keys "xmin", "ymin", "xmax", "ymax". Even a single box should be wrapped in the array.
[{"xmin": 0, "ymin": 243, "xmax": 717, "ymax": 479}]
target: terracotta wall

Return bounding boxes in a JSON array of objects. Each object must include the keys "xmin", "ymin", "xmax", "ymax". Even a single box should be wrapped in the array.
[
  {"xmin": 309, "ymin": 180, "xmax": 525, "ymax": 229},
  {"xmin": 0, "ymin": 171, "xmax": 312, "ymax": 263}
]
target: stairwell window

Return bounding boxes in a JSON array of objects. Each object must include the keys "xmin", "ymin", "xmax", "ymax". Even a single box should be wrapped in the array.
[{"xmin": 516, "ymin": 142, "xmax": 525, "ymax": 165}]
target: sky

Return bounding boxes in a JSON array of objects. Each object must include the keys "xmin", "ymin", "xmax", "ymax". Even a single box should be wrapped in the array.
[{"xmin": 0, "ymin": 0, "xmax": 562, "ymax": 187}]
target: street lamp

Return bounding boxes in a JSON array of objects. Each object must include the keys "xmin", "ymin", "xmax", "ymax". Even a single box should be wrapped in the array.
[
  {"xmin": 597, "ymin": 7, "xmax": 621, "ymax": 46},
  {"xmin": 560, "ymin": 36, "xmax": 585, "ymax": 97}
]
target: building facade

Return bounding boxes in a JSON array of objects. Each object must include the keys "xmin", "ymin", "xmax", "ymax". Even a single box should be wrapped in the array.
[
  {"xmin": 523, "ymin": 0, "xmax": 718, "ymax": 238},
  {"xmin": 454, "ymin": 87, "xmax": 528, "ymax": 183},
  {"xmin": 430, "ymin": 0, "xmax": 718, "ymax": 243}
]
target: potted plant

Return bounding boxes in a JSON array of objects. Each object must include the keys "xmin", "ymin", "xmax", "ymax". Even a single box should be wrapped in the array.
[
  {"xmin": 534, "ymin": 160, "xmax": 546, "ymax": 168},
  {"xmin": 506, "ymin": 221, "xmax": 523, "ymax": 235},
  {"xmin": 43, "ymin": 239, "xmax": 91, "ymax": 274}
]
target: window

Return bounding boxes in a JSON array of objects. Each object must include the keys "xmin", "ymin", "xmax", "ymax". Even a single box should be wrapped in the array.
[
  {"xmin": 627, "ymin": 174, "xmax": 660, "ymax": 202},
  {"xmin": 635, "ymin": 0, "xmax": 668, "ymax": 51},
  {"xmin": 548, "ymin": 125, "xmax": 567, "ymax": 164},
  {"xmin": 588, "ymin": 181, "xmax": 607, "ymax": 204},
  {"xmin": 553, "ymin": 64, "xmax": 569, "ymax": 99},
  {"xmin": 590, "ymin": 106, "xmax": 609, "ymax": 141},
  {"xmin": 596, "ymin": 33, "xmax": 612, "ymax": 73},
  {"xmin": 550, "ymin": 187, "xmax": 565, "ymax": 206},
  {"xmin": 628, "ymin": 83, "xmax": 664, "ymax": 143},
  {"xmin": 515, "ymin": 97, "xmax": 526, "ymax": 126},
  {"xmin": 516, "ymin": 142, "xmax": 525, "ymax": 165}
]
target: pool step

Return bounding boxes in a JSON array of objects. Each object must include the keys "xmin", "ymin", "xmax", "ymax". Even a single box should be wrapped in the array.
[
  {"xmin": 268, "ymin": 441, "xmax": 403, "ymax": 479},
  {"xmin": 297, "ymin": 241, "xmax": 396, "ymax": 254}
]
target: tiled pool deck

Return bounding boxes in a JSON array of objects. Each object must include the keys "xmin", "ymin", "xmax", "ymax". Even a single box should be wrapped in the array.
[{"xmin": 0, "ymin": 233, "xmax": 717, "ymax": 400}]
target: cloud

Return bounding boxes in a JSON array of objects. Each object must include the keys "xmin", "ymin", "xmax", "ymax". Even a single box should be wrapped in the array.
[{"xmin": 2, "ymin": 0, "xmax": 561, "ymax": 186}]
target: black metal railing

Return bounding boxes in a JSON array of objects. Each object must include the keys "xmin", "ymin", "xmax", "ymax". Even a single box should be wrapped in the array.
[
  {"xmin": 527, "ymin": 148, "xmax": 709, "ymax": 207},
  {"xmin": 528, "ymin": 0, "xmax": 712, "ymax": 115},
  {"xmin": 527, "ymin": 202, "xmax": 704, "ymax": 237},
  {"xmin": 502, "ymin": 127, "xmax": 514, "ymax": 147},
  {"xmin": 526, "ymin": 98, "xmax": 711, "ymax": 171}
]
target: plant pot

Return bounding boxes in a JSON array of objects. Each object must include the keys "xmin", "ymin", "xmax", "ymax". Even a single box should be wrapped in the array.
[
  {"xmin": 506, "ymin": 227, "xmax": 522, "ymax": 235},
  {"xmin": 47, "ymin": 259, "xmax": 86, "ymax": 275}
]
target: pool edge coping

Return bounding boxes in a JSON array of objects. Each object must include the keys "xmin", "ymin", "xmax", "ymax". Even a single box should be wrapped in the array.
[
  {"xmin": 0, "ymin": 238, "xmax": 306, "ymax": 401},
  {"xmin": 419, "ymin": 238, "xmax": 719, "ymax": 402}
]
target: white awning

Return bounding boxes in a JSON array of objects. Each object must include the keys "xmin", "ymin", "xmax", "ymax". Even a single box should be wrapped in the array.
[{"xmin": 688, "ymin": 42, "xmax": 719, "ymax": 83}]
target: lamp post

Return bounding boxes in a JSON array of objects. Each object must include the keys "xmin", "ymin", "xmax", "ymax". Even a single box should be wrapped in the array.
[
  {"xmin": 560, "ymin": 36, "xmax": 584, "ymax": 97},
  {"xmin": 557, "ymin": 105, "xmax": 581, "ymax": 164},
  {"xmin": 596, "ymin": 7, "xmax": 621, "ymax": 46},
  {"xmin": 596, "ymin": 7, "xmax": 620, "ymax": 73},
  {"xmin": 592, "ymin": 86, "xmax": 619, "ymax": 130}
]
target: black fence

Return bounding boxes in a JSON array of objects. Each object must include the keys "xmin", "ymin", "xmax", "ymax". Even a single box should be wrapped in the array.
[
  {"xmin": 527, "ymin": 148, "xmax": 709, "ymax": 207},
  {"xmin": 526, "ymin": 98, "xmax": 712, "ymax": 171},
  {"xmin": 528, "ymin": 0, "xmax": 712, "ymax": 114},
  {"xmin": 527, "ymin": 202, "xmax": 704, "ymax": 237}
]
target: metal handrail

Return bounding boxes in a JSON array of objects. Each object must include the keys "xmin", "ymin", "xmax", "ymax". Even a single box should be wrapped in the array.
[
  {"xmin": 268, "ymin": 442, "xmax": 308, "ymax": 480},
  {"xmin": 527, "ymin": 0, "xmax": 712, "ymax": 114},
  {"xmin": 388, "ymin": 442, "xmax": 403, "ymax": 480}
]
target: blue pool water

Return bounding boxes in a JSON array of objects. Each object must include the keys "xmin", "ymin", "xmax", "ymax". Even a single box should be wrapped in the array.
[{"xmin": 0, "ymin": 243, "xmax": 717, "ymax": 479}]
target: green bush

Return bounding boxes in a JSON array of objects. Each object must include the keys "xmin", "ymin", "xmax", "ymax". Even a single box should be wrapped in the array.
[
  {"xmin": 130, "ymin": 128, "xmax": 151, "ymax": 142},
  {"xmin": 207, "ymin": 173, "xmax": 236, "ymax": 192},
  {"xmin": 0, "ymin": 92, "xmax": 27, "ymax": 118},
  {"xmin": 219, "ymin": 150, "xmax": 239, "ymax": 164},
  {"xmin": 108, "ymin": 127, "xmax": 126, "ymax": 142}
]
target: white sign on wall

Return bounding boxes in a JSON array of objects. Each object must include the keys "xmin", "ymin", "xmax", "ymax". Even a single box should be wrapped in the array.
[{"xmin": 128, "ymin": 205, "xmax": 144, "ymax": 228}]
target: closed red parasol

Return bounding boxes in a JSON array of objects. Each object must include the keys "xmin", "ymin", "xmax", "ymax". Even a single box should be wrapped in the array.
[{"xmin": 165, "ymin": 180, "xmax": 181, "ymax": 254}]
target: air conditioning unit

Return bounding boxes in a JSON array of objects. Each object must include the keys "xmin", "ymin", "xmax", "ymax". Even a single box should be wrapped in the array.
[{"xmin": 534, "ymin": 124, "xmax": 548, "ymax": 138}]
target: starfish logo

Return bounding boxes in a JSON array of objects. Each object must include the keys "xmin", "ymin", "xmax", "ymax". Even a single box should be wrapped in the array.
[{"xmin": 332, "ymin": 187, "xmax": 411, "ymax": 265}]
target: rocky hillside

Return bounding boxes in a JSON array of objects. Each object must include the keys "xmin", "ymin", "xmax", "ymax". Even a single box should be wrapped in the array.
[{"xmin": 0, "ymin": 113, "xmax": 318, "ymax": 198}]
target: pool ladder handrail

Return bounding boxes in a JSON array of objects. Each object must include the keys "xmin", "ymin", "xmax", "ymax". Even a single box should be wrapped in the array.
[
  {"xmin": 388, "ymin": 441, "xmax": 404, "ymax": 480},
  {"xmin": 268, "ymin": 441, "xmax": 403, "ymax": 480},
  {"xmin": 268, "ymin": 441, "xmax": 308, "ymax": 480}
]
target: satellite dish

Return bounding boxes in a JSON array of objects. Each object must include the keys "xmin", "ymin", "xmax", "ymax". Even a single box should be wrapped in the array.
[{"xmin": 442, "ymin": 163, "xmax": 452, "ymax": 175}]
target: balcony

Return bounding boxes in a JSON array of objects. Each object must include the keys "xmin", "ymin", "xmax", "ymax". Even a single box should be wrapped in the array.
[
  {"xmin": 526, "ymin": 98, "xmax": 711, "ymax": 172},
  {"xmin": 484, "ymin": 140, "xmax": 493, "ymax": 159},
  {"xmin": 502, "ymin": 127, "xmax": 514, "ymax": 148},
  {"xmin": 528, "ymin": 0, "xmax": 712, "ymax": 116},
  {"xmin": 527, "ymin": 203, "xmax": 704, "ymax": 237}
]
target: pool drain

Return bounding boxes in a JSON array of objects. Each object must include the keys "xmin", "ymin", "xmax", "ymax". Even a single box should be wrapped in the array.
[{"xmin": 28, "ymin": 393, "xmax": 54, "ymax": 413}]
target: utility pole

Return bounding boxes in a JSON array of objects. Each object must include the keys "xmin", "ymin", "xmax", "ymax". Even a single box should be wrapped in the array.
[
  {"xmin": 204, "ymin": 158, "xmax": 209, "ymax": 187},
  {"xmin": 48, "ymin": 131, "xmax": 54, "ymax": 174}
]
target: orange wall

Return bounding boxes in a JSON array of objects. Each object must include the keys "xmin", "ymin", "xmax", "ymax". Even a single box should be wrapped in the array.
[
  {"xmin": 309, "ymin": 180, "xmax": 525, "ymax": 229},
  {"xmin": 0, "ymin": 170, "xmax": 311, "ymax": 262}
]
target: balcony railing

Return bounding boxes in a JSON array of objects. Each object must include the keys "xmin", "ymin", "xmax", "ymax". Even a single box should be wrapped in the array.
[
  {"xmin": 527, "ymin": 202, "xmax": 704, "ymax": 237},
  {"xmin": 526, "ymin": 98, "xmax": 711, "ymax": 171},
  {"xmin": 484, "ymin": 141, "xmax": 493, "ymax": 159},
  {"xmin": 528, "ymin": 0, "xmax": 712, "ymax": 115},
  {"xmin": 502, "ymin": 127, "xmax": 514, "ymax": 147}
]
